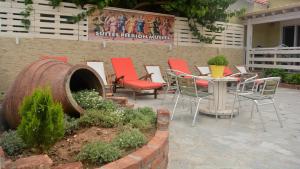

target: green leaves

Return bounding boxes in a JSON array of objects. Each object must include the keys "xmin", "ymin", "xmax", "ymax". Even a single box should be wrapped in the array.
[
  {"xmin": 112, "ymin": 128, "xmax": 146, "ymax": 150},
  {"xmin": 207, "ymin": 55, "xmax": 229, "ymax": 66},
  {"xmin": 0, "ymin": 130, "xmax": 26, "ymax": 156},
  {"xmin": 17, "ymin": 87, "xmax": 65, "ymax": 150}
]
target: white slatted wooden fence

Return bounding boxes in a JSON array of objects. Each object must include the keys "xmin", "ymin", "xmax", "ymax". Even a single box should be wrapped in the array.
[
  {"xmin": 174, "ymin": 17, "xmax": 244, "ymax": 48},
  {"xmin": 0, "ymin": 1, "xmax": 244, "ymax": 48},
  {"xmin": 0, "ymin": 0, "xmax": 88, "ymax": 40}
]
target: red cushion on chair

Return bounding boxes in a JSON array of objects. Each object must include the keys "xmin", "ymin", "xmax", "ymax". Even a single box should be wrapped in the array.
[
  {"xmin": 224, "ymin": 66, "xmax": 233, "ymax": 76},
  {"xmin": 196, "ymin": 79, "xmax": 209, "ymax": 87},
  {"xmin": 41, "ymin": 56, "xmax": 68, "ymax": 63},
  {"xmin": 111, "ymin": 57, "xmax": 139, "ymax": 81},
  {"xmin": 124, "ymin": 80, "xmax": 163, "ymax": 90},
  {"xmin": 168, "ymin": 58, "xmax": 192, "ymax": 74}
]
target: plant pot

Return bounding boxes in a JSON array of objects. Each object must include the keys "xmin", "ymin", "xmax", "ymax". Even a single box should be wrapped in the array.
[{"xmin": 210, "ymin": 65, "xmax": 225, "ymax": 78}]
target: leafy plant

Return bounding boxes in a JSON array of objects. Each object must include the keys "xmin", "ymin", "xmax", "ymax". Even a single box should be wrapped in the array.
[
  {"xmin": 21, "ymin": 5, "xmax": 33, "ymax": 30},
  {"xmin": 78, "ymin": 109, "xmax": 121, "ymax": 128},
  {"xmin": 263, "ymin": 68, "xmax": 287, "ymax": 80},
  {"xmin": 0, "ymin": 130, "xmax": 26, "ymax": 156},
  {"xmin": 283, "ymin": 73, "xmax": 300, "ymax": 85},
  {"xmin": 207, "ymin": 55, "xmax": 229, "ymax": 66},
  {"xmin": 121, "ymin": 107, "xmax": 156, "ymax": 130},
  {"xmin": 77, "ymin": 141, "xmax": 121, "ymax": 164},
  {"xmin": 64, "ymin": 115, "xmax": 80, "ymax": 135},
  {"xmin": 17, "ymin": 87, "xmax": 65, "ymax": 150},
  {"xmin": 72, "ymin": 89, "xmax": 118, "ymax": 112},
  {"xmin": 112, "ymin": 129, "xmax": 146, "ymax": 150}
]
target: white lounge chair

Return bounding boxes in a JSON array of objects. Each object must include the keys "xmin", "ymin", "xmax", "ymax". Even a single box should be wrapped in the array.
[{"xmin": 195, "ymin": 66, "xmax": 210, "ymax": 76}]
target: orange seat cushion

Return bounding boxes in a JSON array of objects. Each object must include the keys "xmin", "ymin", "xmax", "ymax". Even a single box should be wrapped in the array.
[
  {"xmin": 224, "ymin": 66, "xmax": 233, "ymax": 76},
  {"xmin": 41, "ymin": 56, "xmax": 68, "ymax": 63},
  {"xmin": 124, "ymin": 80, "xmax": 163, "ymax": 90},
  {"xmin": 196, "ymin": 79, "xmax": 209, "ymax": 87},
  {"xmin": 111, "ymin": 57, "xmax": 139, "ymax": 81},
  {"xmin": 168, "ymin": 58, "xmax": 192, "ymax": 74}
]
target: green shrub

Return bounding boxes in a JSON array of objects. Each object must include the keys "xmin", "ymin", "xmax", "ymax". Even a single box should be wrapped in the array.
[
  {"xmin": 121, "ymin": 107, "xmax": 156, "ymax": 129},
  {"xmin": 284, "ymin": 73, "xmax": 300, "ymax": 84},
  {"xmin": 72, "ymin": 89, "xmax": 118, "ymax": 112},
  {"xmin": 112, "ymin": 129, "xmax": 146, "ymax": 150},
  {"xmin": 77, "ymin": 141, "xmax": 121, "ymax": 164},
  {"xmin": 64, "ymin": 115, "xmax": 79, "ymax": 135},
  {"xmin": 78, "ymin": 109, "xmax": 121, "ymax": 128},
  {"xmin": 263, "ymin": 68, "xmax": 287, "ymax": 80},
  {"xmin": 207, "ymin": 55, "xmax": 229, "ymax": 66},
  {"xmin": 0, "ymin": 130, "xmax": 26, "ymax": 156},
  {"xmin": 17, "ymin": 87, "xmax": 65, "ymax": 150}
]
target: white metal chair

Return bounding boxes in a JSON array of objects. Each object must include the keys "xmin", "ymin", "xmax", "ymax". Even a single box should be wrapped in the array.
[
  {"xmin": 232, "ymin": 77, "xmax": 283, "ymax": 131},
  {"xmin": 196, "ymin": 66, "xmax": 211, "ymax": 76},
  {"xmin": 171, "ymin": 71, "xmax": 213, "ymax": 126}
]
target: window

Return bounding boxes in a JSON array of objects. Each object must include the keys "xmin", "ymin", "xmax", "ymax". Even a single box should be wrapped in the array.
[{"xmin": 282, "ymin": 25, "xmax": 300, "ymax": 47}]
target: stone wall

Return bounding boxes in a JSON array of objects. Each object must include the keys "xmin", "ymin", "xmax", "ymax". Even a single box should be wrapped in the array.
[{"xmin": 0, "ymin": 37, "xmax": 244, "ymax": 93}]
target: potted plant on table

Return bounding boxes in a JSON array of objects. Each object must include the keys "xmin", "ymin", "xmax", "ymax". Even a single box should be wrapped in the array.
[{"xmin": 207, "ymin": 55, "xmax": 229, "ymax": 78}]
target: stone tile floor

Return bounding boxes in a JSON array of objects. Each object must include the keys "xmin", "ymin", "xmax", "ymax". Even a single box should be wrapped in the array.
[{"xmin": 118, "ymin": 88, "xmax": 300, "ymax": 169}]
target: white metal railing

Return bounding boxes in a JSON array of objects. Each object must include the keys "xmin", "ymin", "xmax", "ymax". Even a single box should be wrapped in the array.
[{"xmin": 248, "ymin": 47, "xmax": 300, "ymax": 70}]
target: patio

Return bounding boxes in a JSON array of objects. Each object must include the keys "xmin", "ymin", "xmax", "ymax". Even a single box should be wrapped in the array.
[{"xmin": 120, "ymin": 87, "xmax": 300, "ymax": 169}]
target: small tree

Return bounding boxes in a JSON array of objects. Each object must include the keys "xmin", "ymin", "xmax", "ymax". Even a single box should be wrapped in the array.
[{"xmin": 17, "ymin": 87, "xmax": 65, "ymax": 150}]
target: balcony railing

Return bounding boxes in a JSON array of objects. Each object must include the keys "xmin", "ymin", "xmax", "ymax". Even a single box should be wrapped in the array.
[{"xmin": 247, "ymin": 47, "xmax": 300, "ymax": 71}]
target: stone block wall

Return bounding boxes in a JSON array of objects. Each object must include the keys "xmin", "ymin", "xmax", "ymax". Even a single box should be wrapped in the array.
[{"xmin": 0, "ymin": 37, "xmax": 244, "ymax": 93}]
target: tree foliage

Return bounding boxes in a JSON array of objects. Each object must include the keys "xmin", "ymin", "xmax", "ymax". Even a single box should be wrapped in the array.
[
  {"xmin": 47, "ymin": 0, "xmax": 243, "ymax": 42},
  {"xmin": 17, "ymin": 87, "xmax": 65, "ymax": 150}
]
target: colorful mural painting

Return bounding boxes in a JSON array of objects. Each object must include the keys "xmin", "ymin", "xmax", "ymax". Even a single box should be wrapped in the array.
[{"xmin": 88, "ymin": 8, "xmax": 175, "ymax": 44}]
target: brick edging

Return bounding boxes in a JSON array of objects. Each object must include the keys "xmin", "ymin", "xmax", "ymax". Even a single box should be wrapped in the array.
[
  {"xmin": 98, "ymin": 109, "xmax": 170, "ymax": 169},
  {"xmin": 279, "ymin": 83, "xmax": 300, "ymax": 90}
]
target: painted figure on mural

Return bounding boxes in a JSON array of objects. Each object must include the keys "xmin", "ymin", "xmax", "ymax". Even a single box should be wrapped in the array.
[
  {"xmin": 161, "ymin": 18, "xmax": 171, "ymax": 36},
  {"xmin": 136, "ymin": 16, "xmax": 145, "ymax": 34},
  {"xmin": 107, "ymin": 14, "xmax": 117, "ymax": 33},
  {"xmin": 126, "ymin": 15, "xmax": 136, "ymax": 34},
  {"xmin": 117, "ymin": 13, "xmax": 127, "ymax": 33},
  {"xmin": 152, "ymin": 17, "xmax": 160, "ymax": 35}
]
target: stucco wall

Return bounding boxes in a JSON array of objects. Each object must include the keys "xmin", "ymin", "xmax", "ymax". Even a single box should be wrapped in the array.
[
  {"xmin": 0, "ymin": 37, "xmax": 244, "ymax": 93},
  {"xmin": 253, "ymin": 22, "xmax": 280, "ymax": 47}
]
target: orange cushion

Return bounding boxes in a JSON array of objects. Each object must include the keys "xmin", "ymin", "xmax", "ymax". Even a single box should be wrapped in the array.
[
  {"xmin": 224, "ymin": 67, "xmax": 233, "ymax": 76},
  {"xmin": 111, "ymin": 57, "xmax": 138, "ymax": 81},
  {"xmin": 168, "ymin": 58, "xmax": 192, "ymax": 74},
  {"xmin": 196, "ymin": 79, "xmax": 209, "ymax": 87},
  {"xmin": 124, "ymin": 80, "xmax": 163, "ymax": 90},
  {"xmin": 41, "ymin": 56, "xmax": 68, "ymax": 63}
]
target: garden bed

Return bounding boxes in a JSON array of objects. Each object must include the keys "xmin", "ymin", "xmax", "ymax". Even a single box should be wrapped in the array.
[
  {"xmin": 0, "ymin": 89, "xmax": 170, "ymax": 169},
  {"xmin": 279, "ymin": 83, "xmax": 300, "ymax": 90}
]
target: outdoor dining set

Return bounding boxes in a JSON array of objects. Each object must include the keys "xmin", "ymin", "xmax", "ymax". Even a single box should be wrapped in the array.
[{"xmin": 84, "ymin": 57, "xmax": 283, "ymax": 131}]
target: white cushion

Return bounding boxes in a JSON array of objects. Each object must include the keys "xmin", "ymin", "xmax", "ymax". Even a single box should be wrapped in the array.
[
  {"xmin": 236, "ymin": 66, "xmax": 247, "ymax": 74},
  {"xmin": 87, "ymin": 61, "xmax": 108, "ymax": 85},
  {"xmin": 145, "ymin": 66, "xmax": 166, "ymax": 83},
  {"xmin": 196, "ymin": 66, "xmax": 210, "ymax": 75}
]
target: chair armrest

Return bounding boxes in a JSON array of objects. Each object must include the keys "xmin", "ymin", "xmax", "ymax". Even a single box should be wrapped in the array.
[
  {"xmin": 139, "ymin": 73, "xmax": 153, "ymax": 80},
  {"xmin": 114, "ymin": 75, "xmax": 124, "ymax": 83}
]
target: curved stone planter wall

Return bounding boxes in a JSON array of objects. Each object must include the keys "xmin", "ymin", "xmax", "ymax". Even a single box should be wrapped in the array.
[{"xmin": 0, "ymin": 108, "xmax": 170, "ymax": 169}]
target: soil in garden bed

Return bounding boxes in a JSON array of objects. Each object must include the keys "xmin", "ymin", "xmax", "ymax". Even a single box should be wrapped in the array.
[{"xmin": 48, "ymin": 126, "xmax": 156, "ymax": 168}]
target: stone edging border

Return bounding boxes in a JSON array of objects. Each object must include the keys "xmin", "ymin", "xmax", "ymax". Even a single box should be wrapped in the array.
[{"xmin": 279, "ymin": 83, "xmax": 300, "ymax": 90}]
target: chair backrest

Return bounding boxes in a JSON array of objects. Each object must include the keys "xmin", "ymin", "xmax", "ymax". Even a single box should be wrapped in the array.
[
  {"xmin": 237, "ymin": 73, "xmax": 258, "ymax": 93},
  {"xmin": 111, "ymin": 57, "xmax": 139, "ymax": 81},
  {"xmin": 260, "ymin": 77, "xmax": 280, "ymax": 97},
  {"xmin": 145, "ymin": 65, "xmax": 166, "ymax": 83},
  {"xmin": 176, "ymin": 74, "xmax": 198, "ymax": 97},
  {"xmin": 235, "ymin": 65, "xmax": 248, "ymax": 74},
  {"xmin": 196, "ymin": 66, "xmax": 210, "ymax": 75},
  {"xmin": 86, "ymin": 61, "xmax": 108, "ymax": 85},
  {"xmin": 41, "ymin": 56, "xmax": 68, "ymax": 63},
  {"xmin": 168, "ymin": 58, "xmax": 192, "ymax": 75},
  {"xmin": 223, "ymin": 66, "xmax": 233, "ymax": 76}
]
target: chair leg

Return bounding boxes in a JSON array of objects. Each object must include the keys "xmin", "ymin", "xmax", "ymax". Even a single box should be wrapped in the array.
[
  {"xmin": 161, "ymin": 86, "xmax": 170, "ymax": 105},
  {"xmin": 250, "ymin": 101, "xmax": 255, "ymax": 119},
  {"xmin": 255, "ymin": 101, "xmax": 266, "ymax": 132},
  {"xmin": 133, "ymin": 91, "xmax": 136, "ymax": 100},
  {"xmin": 272, "ymin": 100, "xmax": 283, "ymax": 128},
  {"xmin": 192, "ymin": 98, "xmax": 202, "ymax": 126},
  {"xmin": 237, "ymin": 97, "xmax": 241, "ymax": 115},
  {"xmin": 154, "ymin": 89, "xmax": 157, "ymax": 99},
  {"xmin": 113, "ymin": 83, "xmax": 117, "ymax": 93},
  {"xmin": 171, "ymin": 93, "xmax": 180, "ymax": 120}
]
